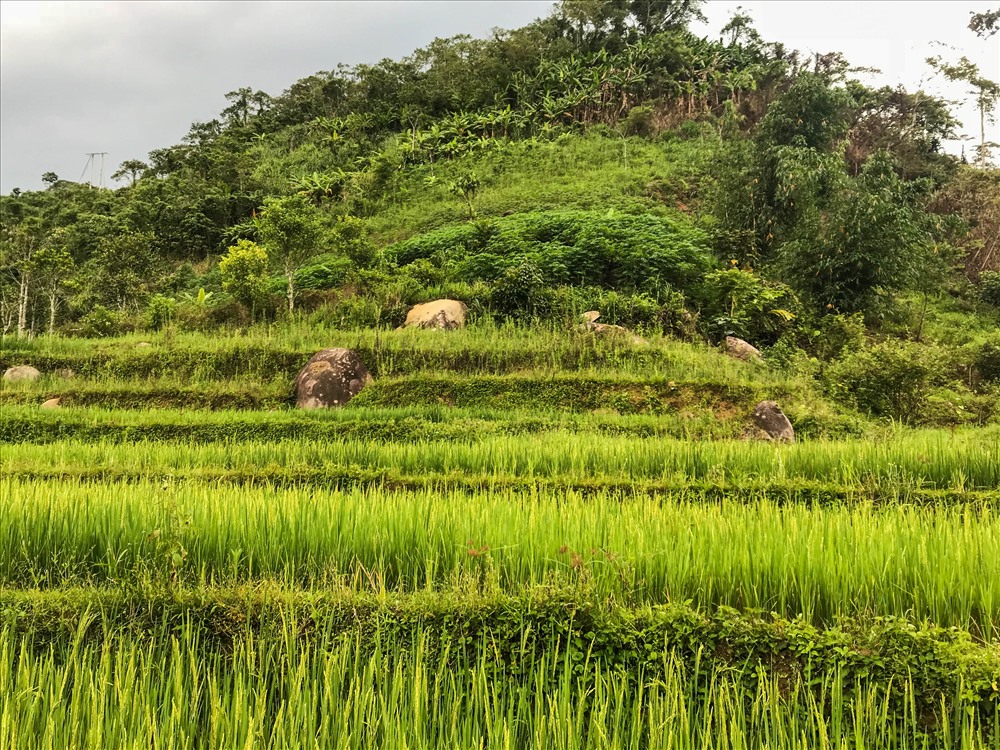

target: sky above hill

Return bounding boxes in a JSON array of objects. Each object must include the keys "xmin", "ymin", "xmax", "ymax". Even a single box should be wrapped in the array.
[{"xmin": 1, "ymin": 0, "xmax": 997, "ymax": 193}]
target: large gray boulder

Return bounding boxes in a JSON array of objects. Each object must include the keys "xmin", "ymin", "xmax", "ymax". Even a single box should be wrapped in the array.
[
  {"xmin": 3, "ymin": 365, "xmax": 41, "ymax": 383},
  {"xmin": 724, "ymin": 336, "xmax": 762, "ymax": 362},
  {"xmin": 403, "ymin": 299, "xmax": 467, "ymax": 330},
  {"xmin": 295, "ymin": 348, "xmax": 372, "ymax": 409},
  {"xmin": 751, "ymin": 400, "xmax": 794, "ymax": 442}
]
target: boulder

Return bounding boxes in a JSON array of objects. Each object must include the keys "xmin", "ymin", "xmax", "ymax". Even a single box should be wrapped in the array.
[
  {"xmin": 751, "ymin": 400, "xmax": 794, "ymax": 442},
  {"xmin": 40, "ymin": 397, "xmax": 61, "ymax": 409},
  {"xmin": 403, "ymin": 300, "xmax": 467, "ymax": 330},
  {"xmin": 578, "ymin": 311, "xmax": 647, "ymax": 345},
  {"xmin": 294, "ymin": 348, "xmax": 372, "ymax": 409},
  {"xmin": 724, "ymin": 336, "xmax": 762, "ymax": 362},
  {"xmin": 3, "ymin": 365, "xmax": 41, "ymax": 383},
  {"xmin": 54, "ymin": 368, "xmax": 75, "ymax": 379}
]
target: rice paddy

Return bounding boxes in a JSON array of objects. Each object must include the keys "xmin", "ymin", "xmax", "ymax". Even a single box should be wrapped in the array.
[{"xmin": 1, "ymin": 327, "xmax": 998, "ymax": 747}]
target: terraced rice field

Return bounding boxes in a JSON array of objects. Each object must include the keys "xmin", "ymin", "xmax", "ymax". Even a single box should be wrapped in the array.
[{"xmin": 1, "ymin": 329, "xmax": 998, "ymax": 748}]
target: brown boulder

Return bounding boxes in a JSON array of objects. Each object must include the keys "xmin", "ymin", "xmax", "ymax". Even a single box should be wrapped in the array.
[
  {"xmin": 578, "ymin": 311, "xmax": 648, "ymax": 345},
  {"xmin": 403, "ymin": 300, "xmax": 467, "ymax": 330},
  {"xmin": 40, "ymin": 397, "xmax": 61, "ymax": 409},
  {"xmin": 294, "ymin": 348, "xmax": 372, "ymax": 409},
  {"xmin": 724, "ymin": 336, "xmax": 762, "ymax": 362},
  {"xmin": 3, "ymin": 365, "xmax": 41, "ymax": 383},
  {"xmin": 751, "ymin": 400, "xmax": 794, "ymax": 442}
]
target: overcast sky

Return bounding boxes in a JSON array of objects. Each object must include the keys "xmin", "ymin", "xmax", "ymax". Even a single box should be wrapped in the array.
[{"xmin": 1, "ymin": 1, "xmax": 997, "ymax": 193}]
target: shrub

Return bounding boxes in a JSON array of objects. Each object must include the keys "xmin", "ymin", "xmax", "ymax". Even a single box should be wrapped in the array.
[
  {"xmin": 973, "ymin": 337, "xmax": 1000, "ymax": 384},
  {"xmin": 386, "ymin": 210, "xmax": 714, "ymax": 296},
  {"xmin": 295, "ymin": 254, "xmax": 353, "ymax": 290},
  {"xmin": 826, "ymin": 342, "xmax": 935, "ymax": 421},
  {"xmin": 145, "ymin": 294, "xmax": 176, "ymax": 331},
  {"xmin": 979, "ymin": 271, "xmax": 1000, "ymax": 307},
  {"xmin": 700, "ymin": 268, "xmax": 799, "ymax": 344},
  {"xmin": 808, "ymin": 312, "xmax": 866, "ymax": 361},
  {"xmin": 490, "ymin": 260, "xmax": 549, "ymax": 319},
  {"xmin": 334, "ymin": 215, "xmax": 377, "ymax": 269},
  {"xmin": 623, "ymin": 106, "xmax": 655, "ymax": 137},
  {"xmin": 75, "ymin": 305, "xmax": 128, "ymax": 338},
  {"xmin": 219, "ymin": 240, "xmax": 270, "ymax": 313}
]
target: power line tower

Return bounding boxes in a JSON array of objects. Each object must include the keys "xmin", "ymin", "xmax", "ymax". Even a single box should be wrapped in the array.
[{"xmin": 81, "ymin": 152, "xmax": 109, "ymax": 188}]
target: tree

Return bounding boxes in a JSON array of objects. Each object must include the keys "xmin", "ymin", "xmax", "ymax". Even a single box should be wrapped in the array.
[
  {"xmin": 778, "ymin": 151, "xmax": 931, "ymax": 314},
  {"xmin": 926, "ymin": 55, "xmax": 1000, "ymax": 165},
  {"xmin": 969, "ymin": 8, "xmax": 1000, "ymax": 38},
  {"xmin": 41, "ymin": 172, "xmax": 59, "ymax": 188},
  {"xmin": 0, "ymin": 223, "xmax": 39, "ymax": 337},
  {"xmin": 254, "ymin": 195, "xmax": 321, "ymax": 314},
  {"xmin": 86, "ymin": 230, "xmax": 158, "ymax": 312},
  {"xmin": 111, "ymin": 159, "xmax": 149, "ymax": 187},
  {"xmin": 711, "ymin": 74, "xmax": 853, "ymax": 262},
  {"xmin": 30, "ymin": 230, "xmax": 75, "ymax": 333},
  {"xmin": 219, "ymin": 239, "xmax": 270, "ymax": 314},
  {"xmin": 447, "ymin": 172, "xmax": 481, "ymax": 219}
]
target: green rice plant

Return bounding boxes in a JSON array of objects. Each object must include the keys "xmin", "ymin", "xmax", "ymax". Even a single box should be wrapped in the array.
[
  {"xmin": 4, "ymin": 429, "xmax": 996, "ymax": 490},
  {"xmin": 0, "ymin": 404, "xmax": 747, "ymax": 444},
  {"xmin": 1, "ymin": 612, "xmax": 995, "ymax": 749},
  {"xmin": 2, "ymin": 479, "xmax": 998, "ymax": 635}
]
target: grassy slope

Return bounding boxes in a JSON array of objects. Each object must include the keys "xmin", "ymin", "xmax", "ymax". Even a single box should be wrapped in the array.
[
  {"xmin": 3, "ymin": 130, "xmax": 1000, "ymax": 747},
  {"xmin": 365, "ymin": 131, "xmax": 716, "ymax": 245}
]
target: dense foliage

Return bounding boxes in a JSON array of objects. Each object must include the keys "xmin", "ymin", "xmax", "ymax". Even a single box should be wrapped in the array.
[{"xmin": 3, "ymin": 0, "xmax": 997, "ymax": 346}]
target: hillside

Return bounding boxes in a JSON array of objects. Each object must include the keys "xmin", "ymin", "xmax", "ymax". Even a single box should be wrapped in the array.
[{"xmin": 2, "ymin": 2, "xmax": 1000, "ymax": 747}]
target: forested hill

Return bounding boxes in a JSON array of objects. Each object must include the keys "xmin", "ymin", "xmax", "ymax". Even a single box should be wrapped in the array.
[{"xmin": 1, "ymin": 1, "xmax": 998, "ymax": 368}]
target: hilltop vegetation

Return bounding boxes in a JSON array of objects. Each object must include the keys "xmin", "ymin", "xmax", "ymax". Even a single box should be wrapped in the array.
[{"xmin": 3, "ymin": 1, "xmax": 999, "ymax": 424}]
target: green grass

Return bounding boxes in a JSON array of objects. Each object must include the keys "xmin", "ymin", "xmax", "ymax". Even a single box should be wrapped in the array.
[
  {"xmin": 2, "ymin": 589, "xmax": 997, "ymax": 749},
  {"xmin": 0, "ymin": 321, "xmax": 805, "ymax": 382},
  {"xmin": 365, "ymin": 131, "xmax": 717, "ymax": 245},
  {"xmin": 3, "ymin": 305, "xmax": 998, "ymax": 745},
  {"xmin": 4, "ymin": 429, "xmax": 995, "ymax": 489},
  {"xmin": 4, "ymin": 477, "xmax": 998, "ymax": 635}
]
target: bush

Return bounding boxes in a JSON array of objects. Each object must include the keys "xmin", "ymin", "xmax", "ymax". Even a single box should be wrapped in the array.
[
  {"xmin": 74, "ymin": 305, "xmax": 129, "ymax": 338},
  {"xmin": 826, "ymin": 342, "xmax": 935, "ymax": 421},
  {"xmin": 490, "ymin": 260, "xmax": 549, "ymax": 319},
  {"xmin": 334, "ymin": 215, "xmax": 377, "ymax": 269},
  {"xmin": 808, "ymin": 312, "xmax": 866, "ymax": 361},
  {"xmin": 700, "ymin": 268, "xmax": 799, "ymax": 344},
  {"xmin": 386, "ymin": 210, "xmax": 714, "ymax": 296},
  {"xmin": 973, "ymin": 337, "xmax": 1000, "ymax": 384},
  {"xmin": 623, "ymin": 106, "xmax": 655, "ymax": 137},
  {"xmin": 219, "ymin": 240, "xmax": 270, "ymax": 313},
  {"xmin": 145, "ymin": 294, "xmax": 176, "ymax": 331},
  {"xmin": 295, "ymin": 254, "xmax": 353, "ymax": 290},
  {"xmin": 979, "ymin": 271, "xmax": 1000, "ymax": 307}
]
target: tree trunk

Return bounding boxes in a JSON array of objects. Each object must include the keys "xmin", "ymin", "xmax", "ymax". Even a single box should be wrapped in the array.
[
  {"xmin": 980, "ymin": 104, "xmax": 987, "ymax": 166},
  {"xmin": 286, "ymin": 268, "xmax": 295, "ymax": 315},
  {"xmin": 48, "ymin": 291, "xmax": 57, "ymax": 335},
  {"xmin": 16, "ymin": 270, "xmax": 29, "ymax": 338}
]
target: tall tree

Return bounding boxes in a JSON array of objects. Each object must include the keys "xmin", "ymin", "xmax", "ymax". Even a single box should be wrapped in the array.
[
  {"xmin": 255, "ymin": 195, "xmax": 322, "ymax": 314},
  {"xmin": 927, "ymin": 55, "xmax": 1000, "ymax": 165},
  {"xmin": 111, "ymin": 160, "xmax": 149, "ymax": 187},
  {"xmin": 969, "ymin": 8, "xmax": 1000, "ymax": 38},
  {"xmin": 30, "ymin": 229, "xmax": 75, "ymax": 333},
  {"xmin": 0, "ymin": 223, "xmax": 39, "ymax": 337}
]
